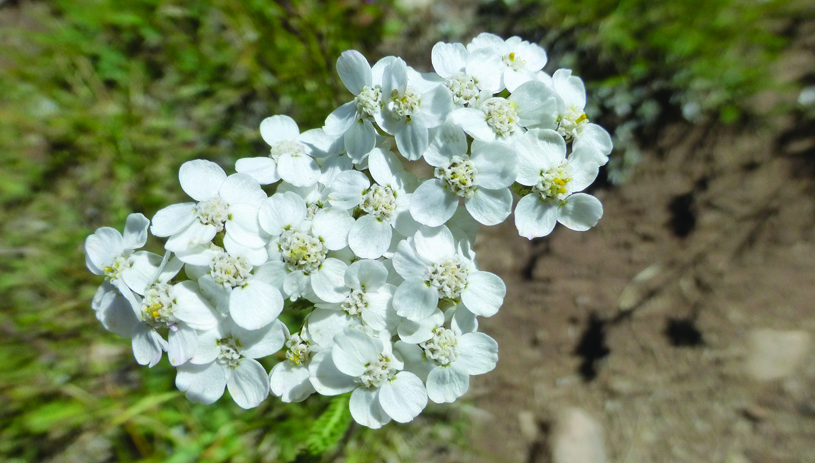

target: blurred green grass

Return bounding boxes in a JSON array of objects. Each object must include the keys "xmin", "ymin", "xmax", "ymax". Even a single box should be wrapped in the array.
[{"xmin": 0, "ymin": 0, "xmax": 808, "ymax": 461}]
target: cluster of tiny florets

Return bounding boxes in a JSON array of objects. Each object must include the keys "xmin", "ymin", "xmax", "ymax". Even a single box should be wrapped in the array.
[{"xmin": 85, "ymin": 32, "xmax": 612, "ymax": 427}]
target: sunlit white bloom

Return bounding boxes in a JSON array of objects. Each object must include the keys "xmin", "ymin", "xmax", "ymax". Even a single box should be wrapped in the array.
[
  {"xmin": 411, "ymin": 122, "xmax": 516, "ymax": 227},
  {"xmin": 86, "ymin": 213, "xmax": 166, "ymax": 298},
  {"xmin": 513, "ymin": 129, "xmax": 603, "ymax": 239},
  {"xmin": 431, "ymin": 41, "xmax": 501, "ymax": 108},
  {"xmin": 307, "ymin": 260, "xmax": 400, "ymax": 343},
  {"xmin": 449, "ymin": 80, "xmax": 558, "ymax": 143},
  {"xmin": 258, "ymin": 191, "xmax": 354, "ymax": 301},
  {"xmin": 392, "ymin": 226, "xmax": 506, "ymax": 321},
  {"xmin": 467, "ymin": 33, "xmax": 548, "ymax": 92},
  {"xmin": 193, "ymin": 247, "xmax": 286, "ymax": 330},
  {"xmin": 375, "ymin": 57, "xmax": 453, "ymax": 160},
  {"xmin": 176, "ymin": 317, "xmax": 287, "ymax": 409},
  {"xmin": 329, "ymin": 148, "xmax": 418, "ymax": 258},
  {"xmin": 323, "ymin": 51, "xmax": 393, "ymax": 161},
  {"xmin": 236, "ymin": 115, "xmax": 326, "ymax": 187},
  {"xmin": 150, "ymin": 160, "xmax": 267, "ymax": 263},
  {"xmin": 269, "ymin": 327, "xmax": 319, "ymax": 403},
  {"xmin": 309, "ymin": 328, "xmax": 427, "ymax": 429},
  {"xmin": 396, "ymin": 324, "xmax": 498, "ymax": 404}
]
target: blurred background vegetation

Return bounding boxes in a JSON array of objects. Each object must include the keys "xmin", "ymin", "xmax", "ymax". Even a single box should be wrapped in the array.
[{"xmin": 0, "ymin": 0, "xmax": 808, "ymax": 461}]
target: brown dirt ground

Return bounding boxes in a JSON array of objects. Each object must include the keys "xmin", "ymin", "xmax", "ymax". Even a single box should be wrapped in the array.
[{"xmin": 465, "ymin": 111, "xmax": 815, "ymax": 462}]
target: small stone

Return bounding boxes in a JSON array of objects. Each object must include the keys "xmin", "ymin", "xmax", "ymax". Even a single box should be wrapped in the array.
[
  {"xmin": 552, "ymin": 408, "xmax": 607, "ymax": 463},
  {"xmin": 746, "ymin": 329, "xmax": 811, "ymax": 381},
  {"xmin": 518, "ymin": 411, "xmax": 539, "ymax": 443}
]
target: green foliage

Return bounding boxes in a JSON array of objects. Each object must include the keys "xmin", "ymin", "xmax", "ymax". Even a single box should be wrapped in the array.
[
  {"xmin": 0, "ymin": 1, "xmax": 401, "ymax": 461},
  {"xmin": 306, "ymin": 394, "xmax": 353, "ymax": 456}
]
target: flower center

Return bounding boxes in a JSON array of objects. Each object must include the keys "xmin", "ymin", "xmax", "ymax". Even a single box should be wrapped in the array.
[
  {"xmin": 481, "ymin": 97, "xmax": 518, "ymax": 138},
  {"xmin": 502, "ymin": 51, "xmax": 526, "ymax": 71},
  {"xmin": 278, "ymin": 229, "xmax": 327, "ymax": 275},
  {"xmin": 103, "ymin": 254, "xmax": 133, "ymax": 281},
  {"xmin": 341, "ymin": 289, "xmax": 368, "ymax": 316},
  {"xmin": 425, "ymin": 259, "xmax": 469, "ymax": 300},
  {"xmin": 420, "ymin": 327, "xmax": 460, "ymax": 366},
  {"xmin": 360, "ymin": 354, "xmax": 396, "ymax": 388},
  {"xmin": 196, "ymin": 196, "xmax": 229, "ymax": 230},
  {"xmin": 360, "ymin": 184, "xmax": 397, "ymax": 220},
  {"xmin": 389, "ymin": 88, "xmax": 421, "ymax": 119},
  {"xmin": 141, "ymin": 283, "xmax": 177, "ymax": 329},
  {"xmin": 270, "ymin": 140, "xmax": 307, "ymax": 160},
  {"xmin": 210, "ymin": 252, "xmax": 253, "ymax": 288},
  {"xmin": 556, "ymin": 105, "xmax": 589, "ymax": 141},
  {"xmin": 306, "ymin": 200, "xmax": 325, "ymax": 220},
  {"xmin": 216, "ymin": 337, "xmax": 242, "ymax": 368},
  {"xmin": 355, "ymin": 85, "xmax": 382, "ymax": 119},
  {"xmin": 444, "ymin": 73, "xmax": 479, "ymax": 106},
  {"xmin": 533, "ymin": 163, "xmax": 572, "ymax": 201},
  {"xmin": 434, "ymin": 155, "xmax": 478, "ymax": 199},
  {"xmin": 285, "ymin": 332, "xmax": 314, "ymax": 365}
]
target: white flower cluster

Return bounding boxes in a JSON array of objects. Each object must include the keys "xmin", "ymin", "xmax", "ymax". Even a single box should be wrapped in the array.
[{"xmin": 85, "ymin": 33, "xmax": 612, "ymax": 428}]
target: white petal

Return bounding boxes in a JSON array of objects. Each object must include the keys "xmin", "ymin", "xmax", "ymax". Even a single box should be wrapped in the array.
[
  {"xmin": 510, "ymin": 80, "xmax": 559, "ymax": 128},
  {"xmin": 470, "ymin": 142, "xmax": 517, "ymax": 189},
  {"xmin": 328, "ymin": 170, "xmax": 369, "ymax": 210},
  {"xmin": 238, "ymin": 319, "xmax": 288, "ymax": 359},
  {"xmin": 345, "ymin": 259, "xmax": 388, "ymax": 291},
  {"xmin": 179, "ymin": 160, "xmax": 226, "ymax": 202},
  {"xmin": 190, "ymin": 327, "xmax": 223, "ymax": 365},
  {"xmin": 345, "ymin": 119, "xmax": 377, "ymax": 159},
  {"xmin": 323, "ymin": 101, "xmax": 357, "ymax": 136},
  {"xmin": 449, "ymin": 108, "xmax": 494, "ymax": 142},
  {"xmin": 229, "ymin": 280, "xmax": 284, "ymax": 330},
  {"xmin": 465, "ymin": 188, "xmax": 512, "ymax": 226},
  {"xmin": 409, "ymin": 179, "xmax": 458, "ymax": 228},
  {"xmin": 415, "ymin": 85, "xmax": 453, "ymax": 129},
  {"xmin": 306, "ymin": 309, "xmax": 357, "ymax": 347},
  {"xmin": 393, "ymin": 279, "xmax": 439, "ymax": 321},
  {"xmin": 466, "ymin": 49, "xmax": 502, "ymax": 93},
  {"xmin": 93, "ymin": 283, "xmax": 139, "ymax": 337},
  {"xmin": 172, "ymin": 281, "xmax": 218, "ymax": 330},
  {"xmin": 168, "ymin": 325, "xmax": 198, "ymax": 366},
  {"xmin": 85, "ymin": 227, "xmax": 124, "ymax": 272},
  {"xmin": 132, "ymin": 325, "xmax": 166, "ymax": 367},
  {"xmin": 311, "ymin": 258, "xmax": 349, "ymax": 303},
  {"xmin": 312, "ymin": 208, "xmax": 354, "ymax": 250},
  {"xmin": 337, "ymin": 49, "xmax": 372, "ymax": 95},
  {"xmin": 223, "ymin": 233, "xmax": 268, "ymax": 266},
  {"xmin": 176, "ymin": 362, "xmax": 227, "ymax": 404},
  {"xmin": 424, "ymin": 121, "xmax": 467, "ymax": 167},
  {"xmin": 279, "ymin": 154, "xmax": 320, "ymax": 188},
  {"xmin": 431, "ymin": 42, "xmax": 466, "ymax": 78},
  {"xmin": 350, "ymin": 387, "xmax": 391, "ymax": 429},
  {"xmin": 150, "ymin": 203, "xmax": 196, "ymax": 238},
  {"xmin": 122, "ymin": 213, "xmax": 150, "ymax": 250},
  {"xmin": 461, "ymin": 270, "xmax": 506, "ymax": 317},
  {"xmin": 514, "ymin": 194, "xmax": 558, "ymax": 239},
  {"xmin": 235, "ymin": 157, "xmax": 280, "ymax": 185},
  {"xmin": 219, "ymin": 173, "xmax": 266, "ymax": 206},
  {"xmin": 227, "ymin": 358, "xmax": 270, "ymax": 409},
  {"xmin": 397, "ymin": 308, "xmax": 444, "ymax": 343},
  {"xmin": 573, "ymin": 123, "xmax": 613, "ymax": 166},
  {"xmin": 379, "ymin": 372, "xmax": 427, "ymax": 422},
  {"xmin": 332, "ymin": 328, "xmax": 382, "ymax": 377},
  {"xmin": 451, "ymin": 305, "xmax": 478, "ymax": 334},
  {"xmin": 426, "ymin": 365, "xmax": 469, "ymax": 403},
  {"xmin": 413, "ymin": 225, "xmax": 456, "ymax": 262},
  {"xmin": 456, "ymin": 332, "xmax": 498, "ymax": 375},
  {"xmin": 558, "ymin": 193, "xmax": 603, "ymax": 231},
  {"xmin": 552, "ymin": 68, "xmax": 586, "ymax": 110},
  {"xmin": 392, "ymin": 237, "xmax": 429, "ymax": 280},
  {"xmin": 258, "ymin": 191, "xmax": 307, "ymax": 236},
  {"xmin": 361, "ymin": 285, "xmax": 398, "ymax": 331},
  {"xmin": 394, "ymin": 341, "xmax": 434, "ymax": 382},
  {"xmin": 395, "ymin": 121, "xmax": 429, "ymax": 161},
  {"xmin": 164, "ymin": 222, "xmax": 217, "ymax": 253},
  {"xmin": 308, "ymin": 350, "xmax": 357, "ymax": 396},
  {"xmin": 121, "ymin": 251, "xmax": 162, "ymax": 295},
  {"xmin": 270, "ymin": 361, "xmax": 315, "ymax": 403},
  {"xmin": 225, "ymin": 203, "xmax": 264, "ymax": 248},
  {"xmin": 349, "ymin": 215, "xmax": 392, "ymax": 259},
  {"xmin": 260, "ymin": 115, "xmax": 300, "ymax": 145}
]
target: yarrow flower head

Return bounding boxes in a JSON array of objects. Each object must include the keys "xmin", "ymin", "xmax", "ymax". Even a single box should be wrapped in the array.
[{"xmin": 85, "ymin": 33, "xmax": 613, "ymax": 430}]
